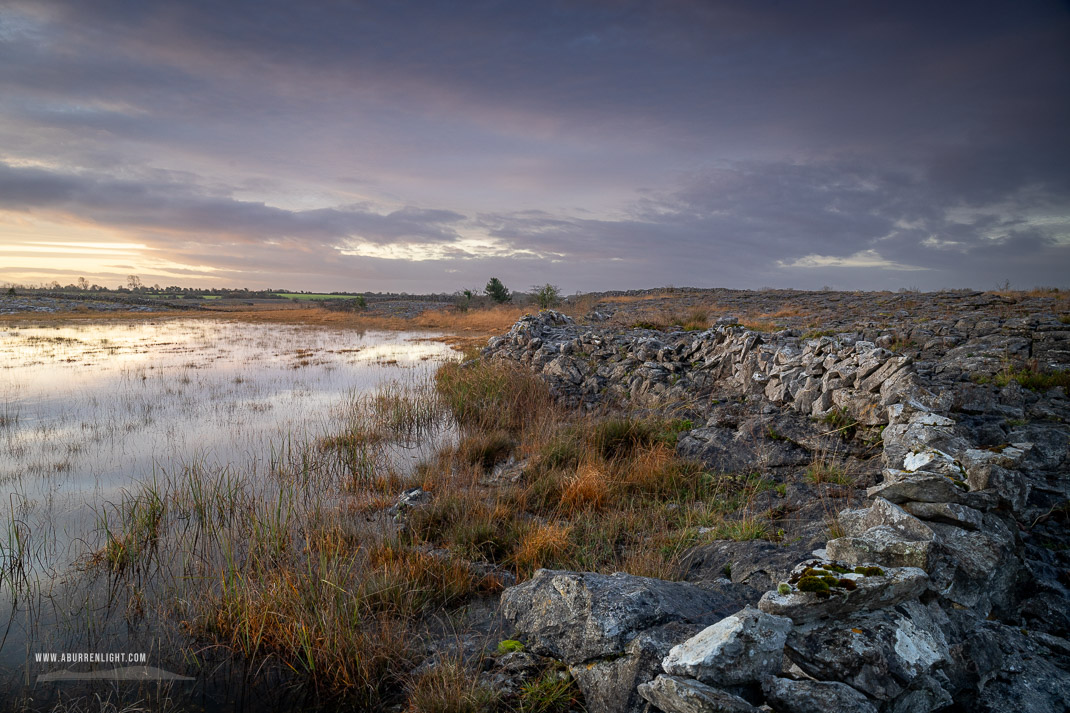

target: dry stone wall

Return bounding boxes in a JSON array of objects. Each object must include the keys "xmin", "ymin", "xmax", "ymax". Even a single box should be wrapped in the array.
[
  {"xmin": 489, "ymin": 310, "xmax": 1070, "ymax": 713},
  {"xmin": 485, "ymin": 312, "xmax": 947, "ymax": 422}
]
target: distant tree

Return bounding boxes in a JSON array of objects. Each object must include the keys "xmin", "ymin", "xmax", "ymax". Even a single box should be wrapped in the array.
[
  {"xmin": 455, "ymin": 288, "xmax": 476, "ymax": 312},
  {"xmin": 127, "ymin": 274, "xmax": 142, "ymax": 291},
  {"xmin": 6, "ymin": 287, "xmax": 15, "ymax": 296},
  {"xmin": 485, "ymin": 277, "xmax": 511, "ymax": 304},
  {"xmin": 532, "ymin": 284, "xmax": 561, "ymax": 309},
  {"xmin": 355, "ymin": 295, "xmax": 367, "ymax": 309},
  {"xmin": 77, "ymin": 277, "xmax": 89, "ymax": 291}
]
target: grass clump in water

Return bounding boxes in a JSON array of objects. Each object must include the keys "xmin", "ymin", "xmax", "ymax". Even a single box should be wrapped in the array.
[
  {"xmin": 436, "ymin": 360, "xmax": 555, "ymax": 433},
  {"xmin": 93, "ymin": 485, "xmax": 165, "ymax": 573}
]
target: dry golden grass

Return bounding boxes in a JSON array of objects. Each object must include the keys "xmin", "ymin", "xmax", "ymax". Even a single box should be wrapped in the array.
[
  {"xmin": 556, "ymin": 293, "xmax": 601, "ymax": 318},
  {"xmin": 202, "ymin": 303, "xmax": 529, "ymax": 333},
  {"xmin": 622, "ymin": 548, "xmax": 680, "ymax": 580},
  {"xmin": 618, "ymin": 442, "xmax": 684, "ymax": 495},
  {"xmin": 515, "ymin": 521, "xmax": 573, "ymax": 572},
  {"xmin": 560, "ymin": 461, "xmax": 610, "ymax": 511},
  {"xmin": 1, "ymin": 303, "xmax": 529, "ymax": 357},
  {"xmin": 757, "ymin": 306, "xmax": 809, "ymax": 319},
  {"xmin": 739, "ymin": 320, "xmax": 780, "ymax": 333},
  {"xmin": 436, "ymin": 359, "xmax": 560, "ymax": 434},
  {"xmin": 404, "ymin": 656, "xmax": 500, "ymax": 713}
]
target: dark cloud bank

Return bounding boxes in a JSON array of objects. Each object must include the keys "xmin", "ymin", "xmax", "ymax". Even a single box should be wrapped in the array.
[{"xmin": 1, "ymin": 0, "xmax": 1068, "ymax": 291}]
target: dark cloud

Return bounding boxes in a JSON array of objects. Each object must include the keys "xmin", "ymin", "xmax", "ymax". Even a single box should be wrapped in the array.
[
  {"xmin": 11, "ymin": 0, "xmax": 1065, "ymax": 147},
  {"xmin": 0, "ymin": 1, "xmax": 1068, "ymax": 290},
  {"xmin": 482, "ymin": 157, "xmax": 1069, "ymax": 289},
  {"xmin": 0, "ymin": 162, "xmax": 466, "ymax": 246}
]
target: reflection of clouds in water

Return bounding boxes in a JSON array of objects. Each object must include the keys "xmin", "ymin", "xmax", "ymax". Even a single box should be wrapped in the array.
[
  {"xmin": 347, "ymin": 339, "xmax": 448, "ymax": 363},
  {"xmin": 0, "ymin": 319, "xmax": 457, "ymax": 575}
]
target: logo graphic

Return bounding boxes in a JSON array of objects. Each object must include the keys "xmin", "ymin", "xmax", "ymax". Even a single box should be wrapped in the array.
[{"xmin": 37, "ymin": 665, "xmax": 194, "ymax": 682}]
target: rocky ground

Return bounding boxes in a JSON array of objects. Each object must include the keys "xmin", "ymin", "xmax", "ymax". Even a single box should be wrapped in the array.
[
  {"xmin": 0, "ymin": 291, "xmax": 458, "ymax": 319},
  {"xmin": 0, "ymin": 292, "xmax": 173, "ymax": 314},
  {"xmin": 473, "ymin": 288, "xmax": 1070, "ymax": 713}
]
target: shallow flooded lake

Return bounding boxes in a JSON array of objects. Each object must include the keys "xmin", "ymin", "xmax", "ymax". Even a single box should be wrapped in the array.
[{"xmin": 0, "ymin": 318, "xmax": 458, "ymax": 710}]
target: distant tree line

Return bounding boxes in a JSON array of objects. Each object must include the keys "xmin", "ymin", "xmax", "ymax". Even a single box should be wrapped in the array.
[{"xmin": 2, "ymin": 276, "xmax": 568, "ymax": 309}]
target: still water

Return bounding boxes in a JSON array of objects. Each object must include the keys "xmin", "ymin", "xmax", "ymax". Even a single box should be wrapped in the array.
[{"xmin": 0, "ymin": 318, "xmax": 456, "ymax": 710}]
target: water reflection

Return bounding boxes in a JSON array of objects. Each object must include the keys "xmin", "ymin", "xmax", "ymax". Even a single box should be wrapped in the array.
[{"xmin": 0, "ymin": 319, "xmax": 457, "ymax": 710}]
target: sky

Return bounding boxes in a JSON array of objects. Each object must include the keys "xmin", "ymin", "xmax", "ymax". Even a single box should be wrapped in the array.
[{"xmin": 1, "ymin": 0, "xmax": 1069, "ymax": 294}]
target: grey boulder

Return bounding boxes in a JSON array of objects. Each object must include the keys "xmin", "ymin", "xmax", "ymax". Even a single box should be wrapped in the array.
[
  {"xmin": 500, "ymin": 569, "xmax": 734, "ymax": 663},
  {"xmin": 760, "ymin": 676, "xmax": 878, "ymax": 713},
  {"xmin": 637, "ymin": 675, "xmax": 758, "ymax": 713},
  {"xmin": 661, "ymin": 606, "xmax": 793, "ymax": 686}
]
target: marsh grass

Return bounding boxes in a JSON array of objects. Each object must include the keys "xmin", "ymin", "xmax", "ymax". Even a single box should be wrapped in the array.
[
  {"xmin": 405, "ymin": 657, "xmax": 501, "ymax": 713},
  {"xmin": 94, "ymin": 484, "xmax": 165, "ymax": 573},
  {"xmin": 4, "ymin": 505, "xmax": 33, "ymax": 595},
  {"xmin": 71, "ymin": 352, "xmax": 771, "ymax": 710},
  {"xmin": 457, "ymin": 430, "xmax": 516, "ymax": 470},
  {"xmin": 0, "ymin": 398, "xmax": 18, "ymax": 429},
  {"xmin": 516, "ymin": 671, "xmax": 585, "ymax": 713},
  {"xmin": 89, "ymin": 447, "xmax": 495, "ymax": 708},
  {"xmin": 409, "ymin": 360, "xmax": 782, "ymax": 583},
  {"xmin": 435, "ymin": 360, "xmax": 556, "ymax": 433},
  {"xmin": 74, "ymin": 370, "xmax": 485, "ymax": 709},
  {"xmin": 703, "ymin": 518, "xmax": 769, "ymax": 542}
]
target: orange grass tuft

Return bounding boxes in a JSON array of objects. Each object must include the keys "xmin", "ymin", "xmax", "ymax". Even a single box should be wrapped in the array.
[
  {"xmin": 515, "ymin": 521, "xmax": 572, "ymax": 573},
  {"xmin": 560, "ymin": 461, "xmax": 610, "ymax": 511}
]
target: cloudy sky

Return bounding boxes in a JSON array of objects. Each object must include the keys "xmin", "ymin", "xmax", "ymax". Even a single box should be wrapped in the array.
[{"xmin": 1, "ymin": 1, "xmax": 1068, "ymax": 293}]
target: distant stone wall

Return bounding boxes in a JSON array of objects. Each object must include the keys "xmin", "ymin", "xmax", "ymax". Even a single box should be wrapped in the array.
[{"xmin": 484, "ymin": 311, "xmax": 935, "ymax": 424}]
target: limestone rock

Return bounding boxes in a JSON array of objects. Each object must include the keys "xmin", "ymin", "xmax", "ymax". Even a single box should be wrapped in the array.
[
  {"xmin": 966, "ymin": 463, "xmax": 1029, "ymax": 515},
  {"xmin": 826, "ymin": 526, "xmax": 932, "ymax": 569},
  {"xmin": 839, "ymin": 498, "xmax": 935, "ymax": 541},
  {"xmin": 785, "ymin": 601, "xmax": 952, "ymax": 702},
  {"xmin": 902, "ymin": 447, "xmax": 962, "ymax": 478},
  {"xmin": 500, "ymin": 569, "xmax": 734, "ymax": 663},
  {"xmin": 902, "ymin": 501, "xmax": 984, "ymax": 530},
  {"xmin": 677, "ymin": 426, "xmax": 809, "ymax": 473},
  {"xmin": 760, "ymin": 676, "xmax": 878, "ymax": 713},
  {"xmin": 858, "ymin": 355, "xmax": 911, "ymax": 394},
  {"xmin": 544, "ymin": 355, "xmax": 584, "ymax": 384},
  {"xmin": 758, "ymin": 563, "xmax": 928, "ymax": 624},
  {"xmin": 926, "ymin": 520, "xmax": 1019, "ymax": 617},
  {"xmin": 868, "ymin": 470, "xmax": 994, "ymax": 509},
  {"xmin": 637, "ymin": 675, "xmax": 759, "ymax": 713},
  {"xmin": 661, "ymin": 606, "xmax": 792, "ymax": 686},
  {"xmin": 679, "ymin": 538, "xmax": 817, "ymax": 594},
  {"xmin": 569, "ymin": 620, "xmax": 704, "ymax": 713},
  {"xmin": 970, "ymin": 622, "xmax": 1070, "ymax": 713}
]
